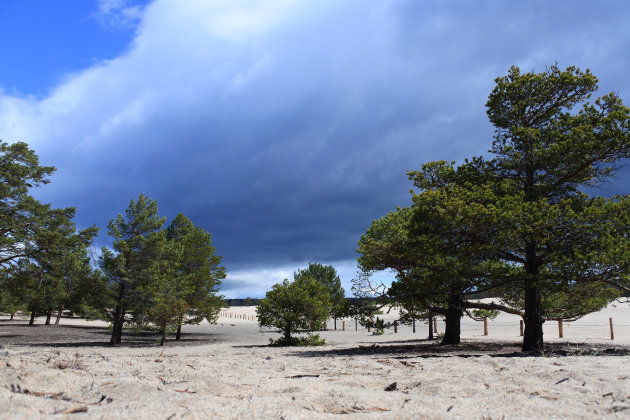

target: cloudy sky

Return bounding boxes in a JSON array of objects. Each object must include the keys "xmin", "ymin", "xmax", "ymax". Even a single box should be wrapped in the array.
[{"xmin": 1, "ymin": 0, "xmax": 629, "ymax": 298}]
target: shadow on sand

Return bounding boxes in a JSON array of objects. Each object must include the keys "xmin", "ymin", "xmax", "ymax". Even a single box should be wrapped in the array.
[
  {"xmin": 0, "ymin": 320, "xmax": 225, "ymax": 348},
  {"xmin": 288, "ymin": 339, "xmax": 630, "ymax": 359}
]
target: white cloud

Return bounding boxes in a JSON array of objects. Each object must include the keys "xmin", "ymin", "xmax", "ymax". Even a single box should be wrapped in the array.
[{"xmin": 95, "ymin": 0, "xmax": 144, "ymax": 30}]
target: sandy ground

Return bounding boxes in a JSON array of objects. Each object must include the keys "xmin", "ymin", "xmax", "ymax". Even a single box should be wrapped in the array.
[{"xmin": 1, "ymin": 302, "xmax": 629, "ymax": 419}]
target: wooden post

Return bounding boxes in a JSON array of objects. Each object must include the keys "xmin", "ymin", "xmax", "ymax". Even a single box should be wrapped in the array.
[
  {"xmin": 342, "ymin": 321, "xmax": 345, "ymax": 331},
  {"xmin": 558, "ymin": 320, "xmax": 563, "ymax": 338},
  {"xmin": 433, "ymin": 318, "xmax": 438, "ymax": 334},
  {"xmin": 610, "ymin": 318, "xmax": 614, "ymax": 340},
  {"xmin": 483, "ymin": 317, "xmax": 488, "ymax": 336},
  {"xmin": 519, "ymin": 320, "xmax": 524, "ymax": 337}
]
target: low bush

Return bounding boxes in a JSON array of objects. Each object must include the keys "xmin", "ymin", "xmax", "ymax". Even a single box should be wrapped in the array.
[{"xmin": 269, "ymin": 333, "xmax": 326, "ymax": 347}]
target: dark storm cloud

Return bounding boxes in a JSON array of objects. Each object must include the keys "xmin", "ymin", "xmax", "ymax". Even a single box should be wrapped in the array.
[{"xmin": 2, "ymin": 0, "xmax": 630, "ymax": 294}]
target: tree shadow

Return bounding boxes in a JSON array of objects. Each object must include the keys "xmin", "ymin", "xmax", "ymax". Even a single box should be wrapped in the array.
[
  {"xmin": 232, "ymin": 344, "xmax": 270, "ymax": 349},
  {"xmin": 288, "ymin": 340, "xmax": 630, "ymax": 358},
  {"xmin": 0, "ymin": 322, "xmax": 226, "ymax": 348}
]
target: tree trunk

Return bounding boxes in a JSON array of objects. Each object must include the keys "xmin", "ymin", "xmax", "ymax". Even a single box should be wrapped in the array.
[
  {"xmin": 31, "ymin": 270, "xmax": 44, "ymax": 327},
  {"xmin": 428, "ymin": 314, "xmax": 434, "ymax": 340},
  {"xmin": 29, "ymin": 304, "xmax": 37, "ymax": 326},
  {"xmin": 109, "ymin": 316, "xmax": 119, "ymax": 345},
  {"xmin": 522, "ymin": 241, "xmax": 544, "ymax": 354},
  {"xmin": 55, "ymin": 305, "xmax": 64, "ymax": 325},
  {"xmin": 160, "ymin": 328, "xmax": 166, "ymax": 346},
  {"xmin": 115, "ymin": 308, "xmax": 126, "ymax": 344},
  {"xmin": 110, "ymin": 281, "xmax": 126, "ymax": 345},
  {"xmin": 45, "ymin": 307, "xmax": 52, "ymax": 325},
  {"xmin": 176, "ymin": 317, "xmax": 183, "ymax": 341},
  {"xmin": 10, "ymin": 313, "xmax": 14, "ymax": 320},
  {"xmin": 442, "ymin": 296, "xmax": 462, "ymax": 345},
  {"xmin": 334, "ymin": 318, "xmax": 337, "ymax": 330}
]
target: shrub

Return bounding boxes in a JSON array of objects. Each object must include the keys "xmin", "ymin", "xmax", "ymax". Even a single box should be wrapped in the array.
[{"xmin": 257, "ymin": 277, "xmax": 331, "ymax": 345}]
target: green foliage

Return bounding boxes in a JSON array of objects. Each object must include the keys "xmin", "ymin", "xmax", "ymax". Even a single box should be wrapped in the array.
[
  {"xmin": 0, "ymin": 141, "xmax": 227, "ymax": 340},
  {"xmin": 469, "ymin": 309, "xmax": 499, "ymax": 321},
  {"xmin": 483, "ymin": 65, "xmax": 630, "ymax": 351},
  {"xmin": 160, "ymin": 214, "xmax": 225, "ymax": 337},
  {"xmin": 147, "ymin": 295, "xmax": 188, "ymax": 345},
  {"xmin": 257, "ymin": 277, "xmax": 331, "ymax": 343},
  {"xmin": 0, "ymin": 141, "xmax": 103, "ymax": 323},
  {"xmin": 100, "ymin": 200, "xmax": 225, "ymax": 344},
  {"xmin": 368, "ymin": 318, "xmax": 386, "ymax": 335},
  {"xmin": 269, "ymin": 333, "xmax": 326, "ymax": 347},
  {"xmin": 0, "ymin": 140, "xmax": 56, "ymax": 268},
  {"xmin": 357, "ymin": 65, "xmax": 630, "ymax": 352},
  {"xmin": 294, "ymin": 262, "xmax": 346, "ymax": 320},
  {"xmin": 100, "ymin": 194, "xmax": 166, "ymax": 344}
]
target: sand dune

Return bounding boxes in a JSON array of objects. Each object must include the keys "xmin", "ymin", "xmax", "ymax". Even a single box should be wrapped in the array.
[{"xmin": 1, "ymin": 302, "xmax": 629, "ymax": 419}]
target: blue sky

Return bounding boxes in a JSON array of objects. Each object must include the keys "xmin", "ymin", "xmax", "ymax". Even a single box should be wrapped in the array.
[{"xmin": 1, "ymin": 0, "xmax": 630, "ymax": 298}]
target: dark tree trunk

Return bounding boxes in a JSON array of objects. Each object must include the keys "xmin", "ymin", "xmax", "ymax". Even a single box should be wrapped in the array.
[
  {"xmin": 442, "ymin": 296, "xmax": 462, "ymax": 345},
  {"xmin": 45, "ymin": 307, "xmax": 52, "ymax": 325},
  {"xmin": 110, "ymin": 281, "xmax": 126, "ymax": 345},
  {"xmin": 428, "ymin": 314, "xmax": 434, "ymax": 340},
  {"xmin": 334, "ymin": 318, "xmax": 337, "ymax": 330},
  {"xmin": 10, "ymin": 313, "xmax": 14, "ymax": 320},
  {"xmin": 109, "ymin": 316, "xmax": 119, "ymax": 345},
  {"xmin": 523, "ymin": 240, "xmax": 543, "ymax": 354},
  {"xmin": 115, "ymin": 308, "xmax": 126, "ymax": 344},
  {"xmin": 522, "ymin": 167, "xmax": 544, "ymax": 354},
  {"xmin": 176, "ymin": 317, "xmax": 183, "ymax": 341},
  {"xmin": 55, "ymin": 305, "xmax": 64, "ymax": 325},
  {"xmin": 29, "ymin": 304, "xmax": 37, "ymax": 326},
  {"xmin": 412, "ymin": 318, "xmax": 416, "ymax": 333},
  {"xmin": 160, "ymin": 328, "xmax": 166, "ymax": 346}
]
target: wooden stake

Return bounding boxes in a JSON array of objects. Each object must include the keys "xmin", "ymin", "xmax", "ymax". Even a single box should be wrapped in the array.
[
  {"xmin": 483, "ymin": 317, "xmax": 488, "ymax": 336},
  {"xmin": 433, "ymin": 318, "xmax": 438, "ymax": 334},
  {"xmin": 342, "ymin": 321, "xmax": 345, "ymax": 331},
  {"xmin": 610, "ymin": 318, "xmax": 614, "ymax": 340},
  {"xmin": 519, "ymin": 320, "xmax": 524, "ymax": 336},
  {"xmin": 558, "ymin": 319, "xmax": 563, "ymax": 338}
]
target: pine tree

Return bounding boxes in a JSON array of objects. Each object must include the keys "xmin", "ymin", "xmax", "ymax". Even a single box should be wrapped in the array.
[
  {"xmin": 484, "ymin": 65, "xmax": 630, "ymax": 352},
  {"xmin": 101, "ymin": 194, "xmax": 165, "ymax": 345},
  {"xmin": 257, "ymin": 277, "xmax": 330, "ymax": 345},
  {"xmin": 294, "ymin": 263, "xmax": 345, "ymax": 329},
  {"xmin": 164, "ymin": 214, "xmax": 225, "ymax": 341}
]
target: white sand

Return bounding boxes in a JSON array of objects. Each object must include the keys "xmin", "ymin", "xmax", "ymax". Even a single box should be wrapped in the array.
[{"xmin": 1, "ymin": 302, "xmax": 629, "ymax": 419}]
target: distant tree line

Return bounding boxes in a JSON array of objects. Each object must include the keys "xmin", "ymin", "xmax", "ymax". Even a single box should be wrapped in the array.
[
  {"xmin": 224, "ymin": 298, "xmax": 262, "ymax": 307},
  {"xmin": 0, "ymin": 141, "xmax": 225, "ymax": 345}
]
